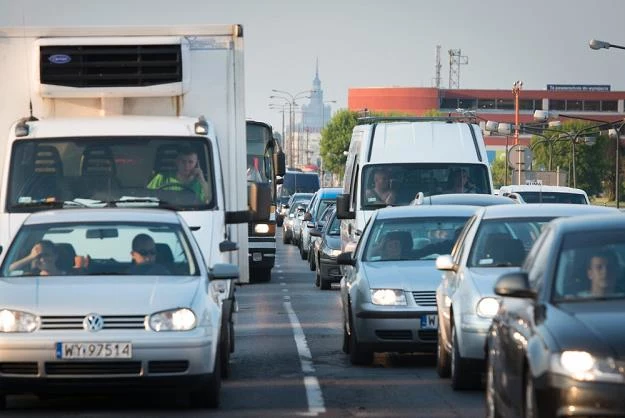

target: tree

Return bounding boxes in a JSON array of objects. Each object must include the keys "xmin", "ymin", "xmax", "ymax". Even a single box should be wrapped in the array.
[
  {"xmin": 490, "ymin": 152, "xmax": 510, "ymax": 188},
  {"xmin": 320, "ymin": 109, "xmax": 358, "ymax": 179}
]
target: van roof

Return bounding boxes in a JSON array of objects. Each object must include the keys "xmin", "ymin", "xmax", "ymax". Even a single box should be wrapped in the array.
[{"xmin": 359, "ymin": 121, "xmax": 485, "ymax": 164}]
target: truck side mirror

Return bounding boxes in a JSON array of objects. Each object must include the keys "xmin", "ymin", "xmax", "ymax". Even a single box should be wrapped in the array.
[
  {"xmin": 248, "ymin": 182, "xmax": 271, "ymax": 221},
  {"xmin": 336, "ymin": 194, "xmax": 355, "ymax": 219},
  {"xmin": 274, "ymin": 151, "xmax": 286, "ymax": 177}
]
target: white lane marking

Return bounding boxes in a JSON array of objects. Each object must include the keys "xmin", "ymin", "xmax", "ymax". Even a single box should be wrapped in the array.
[
  {"xmin": 283, "ymin": 295, "xmax": 291, "ymax": 301},
  {"xmin": 282, "ymin": 288, "xmax": 288, "ymax": 292},
  {"xmin": 284, "ymin": 301, "xmax": 326, "ymax": 416},
  {"xmin": 281, "ymin": 282, "xmax": 287, "ymax": 286}
]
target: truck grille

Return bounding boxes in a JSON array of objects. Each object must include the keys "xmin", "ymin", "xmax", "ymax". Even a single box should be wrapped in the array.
[
  {"xmin": 40, "ymin": 315, "xmax": 146, "ymax": 330},
  {"xmin": 411, "ymin": 291, "xmax": 437, "ymax": 307},
  {"xmin": 40, "ymin": 44, "xmax": 182, "ymax": 87}
]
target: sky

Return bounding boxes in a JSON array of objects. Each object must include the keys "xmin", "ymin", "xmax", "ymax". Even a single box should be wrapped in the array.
[{"xmin": 3, "ymin": 0, "xmax": 625, "ymax": 132}]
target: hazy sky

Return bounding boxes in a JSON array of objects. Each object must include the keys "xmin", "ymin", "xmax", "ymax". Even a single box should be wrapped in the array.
[{"xmin": 4, "ymin": 0, "xmax": 625, "ymax": 132}]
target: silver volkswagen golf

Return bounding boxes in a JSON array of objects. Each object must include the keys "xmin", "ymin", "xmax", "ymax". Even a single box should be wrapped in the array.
[
  {"xmin": 0, "ymin": 208, "xmax": 238, "ymax": 409},
  {"xmin": 337, "ymin": 205, "xmax": 479, "ymax": 365}
]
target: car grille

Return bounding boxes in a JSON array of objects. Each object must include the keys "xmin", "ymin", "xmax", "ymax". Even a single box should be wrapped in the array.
[
  {"xmin": 418, "ymin": 330, "xmax": 437, "ymax": 342},
  {"xmin": 40, "ymin": 315, "xmax": 146, "ymax": 330},
  {"xmin": 411, "ymin": 291, "xmax": 437, "ymax": 307},
  {"xmin": 0, "ymin": 362, "xmax": 38, "ymax": 375},
  {"xmin": 148, "ymin": 360, "xmax": 189, "ymax": 374},
  {"xmin": 45, "ymin": 361, "xmax": 141, "ymax": 375},
  {"xmin": 375, "ymin": 330, "xmax": 413, "ymax": 340}
]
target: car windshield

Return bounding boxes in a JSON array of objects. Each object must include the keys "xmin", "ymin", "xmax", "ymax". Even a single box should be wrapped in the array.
[
  {"xmin": 553, "ymin": 230, "xmax": 625, "ymax": 302},
  {"xmin": 1, "ymin": 222, "xmax": 199, "ymax": 277},
  {"xmin": 8, "ymin": 137, "xmax": 215, "ymax": 212},
  {"xmin": 361, "ymin": 163, "xmax": 490, "ymax": 209},
  {"xmin": 363, "ymin": 216, "xmax": 470, "ymax": 261},
  {"xmin": 518, "ymin": 191, "xmax": 587, "ymax": 204},
  {"xmin": 467, "ymin": 218, "xmax": 551, "ymax": 267}
]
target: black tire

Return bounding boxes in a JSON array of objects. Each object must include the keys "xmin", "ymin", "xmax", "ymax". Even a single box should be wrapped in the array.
[
  {"xmin": 251, "ymin": 268, "xmax": 271, "ymax": 283},
  {"xmin": 315, "ymin": 267, "xmax": 321, "ymax": 287},
  {"xmin": 485, "ymin": 349, "xmax": 500, "ymax": 418},
  {"xmin": 342, "ymin": 320, "xmax": 349, "ymax": 353},
  {"xmin": 283, "ymin": 230, "xmax": 290, "ymax": 244},
  {"xmin": 189, "ymin": 350, "xmax": 221, "ymax": 409},
  {"xmin": 300, "ymin": 242, "xmax": 307, "ymax": 260},
  {"xmin": 436, "ymin": 323, "xmax": 451, "ymax": 378},
  {"xmin": 349, "ymin": 312, "xmax": 373, "ymax": 365},
  {"xmin": 320, "ymin": 276, "xmax": 331, "ymax": 290},
  {"xmin": 450, "ymin": 325, "xmax": 478, "ymax": 390},
  {"xmin": 0, "ymin": 393, "xmax": 6, "ymax": 410},
  {"xmin": 524, "ymin": 371, "xmax": 537, "ymax": 418},
  {"xmin": 308, "ymin": 251, "xmax": 316, "ymax": 271},
  {"xmin": 220, "ymin": 303, "xmax": 232, "ymax": 379}
]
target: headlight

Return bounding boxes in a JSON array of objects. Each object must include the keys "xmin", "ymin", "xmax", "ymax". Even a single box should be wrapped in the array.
[
  {"xmin": 254, "ymin": 224, "xmax": 270, "ymax": 234},
  {"xmin": 0, "ymin": 309, "xmax": 39, "ymax": 332},
  {"xmin": 149, "ymin": 308, "xmax": 196, "ymax": 331},
  {"xmin": 476, "ymin": 297, "xmax": 499, "ymax": 318},
  {"xmin": 551, "ymin": 351, "xmax": 625, "ymax": 383},
  {"xmin": 370, "ymin": 289, "xmax": 407, "ymax": 306}
]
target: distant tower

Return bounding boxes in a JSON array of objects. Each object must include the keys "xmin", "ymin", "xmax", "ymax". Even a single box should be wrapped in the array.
[
  {"xmin": 434, "ymin": 45, "xmax": 442, "ymax": 89},
  {"xmin": 302, "ymin": 59, "xmax": 331, "ymax": 132},
  {"xmin": 448, "ymin": 49, "xmax": 469, "ymax": 89}
]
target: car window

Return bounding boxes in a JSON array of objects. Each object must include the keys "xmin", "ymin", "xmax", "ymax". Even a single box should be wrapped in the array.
[{"xmin": 2, "ymin": 222, "xmax": 198, "ymax": 277}]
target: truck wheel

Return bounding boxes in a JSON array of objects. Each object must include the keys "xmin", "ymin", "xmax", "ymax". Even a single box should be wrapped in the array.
[
  {"xmin": 189, "ymin": 350, "xmax": 221, "ymax": 409},
  {"xmin": 251, "ymin": 268, "xmax": 271, "ymax": 283}
]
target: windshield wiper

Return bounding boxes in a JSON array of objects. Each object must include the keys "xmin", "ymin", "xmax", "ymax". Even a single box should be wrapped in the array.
[
  {"xmin": 12, "ymin": 199, "xmax": 94, "ymax": 209},
  {"xmin": 103, "ymin": 198, "xmax": 176, "ymax": 210}
]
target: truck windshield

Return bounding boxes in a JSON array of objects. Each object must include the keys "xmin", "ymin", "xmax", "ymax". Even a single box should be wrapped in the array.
[
  {"xmin": 361, "ymin": 163, "xmax": 491, "ymax": 209},
  {"xmin": 7, "ymin": 137, "xmax": 216, "ymax": 212}
]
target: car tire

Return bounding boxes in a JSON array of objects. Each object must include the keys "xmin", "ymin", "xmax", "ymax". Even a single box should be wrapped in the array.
[
  {"xmin": 524, "ymin": 371, "xmax": 537, "ymax": 418},
  {"xmin": 308, "ymin": 251, "xmax": 316, "ymax": 271},
  {"xmin": 283, "ymin": 230, "xmax": 290, "ymax": 244},
  {"xmin": 251, "ymin": 268, "xmax": 271, "ymax": 283},
  {"xmin": 436, "ymin": 323, "xmax": 451, "ymax": 378},
  {"xmin": 485, "ymin": 348, "xmax": 500, "ymax": 418},
  {"xmin": 189, "ymin": 350, "xmax": 221, "ymax": 409},
  {"xmin": 342, "ymin": 320, "xmax": 350, "ymax": 353},
  {"xmin": 450, "ymin": 325, "xmax": 479, "ymax": 390},
  {"xmin": 349, "ymin": 312, "xmax": 373, "ymax": 365},
  {"xmin": 300, "ymin": 242, "xmax": 307, "ymax": 260},
  {"xmin": 320, "ymin": 275, "xmax": 331, "ymax": 290},
  {"xmin": 220, "ymin": 303, "xmax": 232, "ymax": 379},
  {"xmin": 315, "ymin": 268, "xmax": 321, "ymax": 288}
]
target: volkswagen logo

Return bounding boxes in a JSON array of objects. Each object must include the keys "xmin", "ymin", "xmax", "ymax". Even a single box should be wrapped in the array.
[
  {"xmin": 83, "ymin": 313, "xmax": 104, "ymax": 332},
  {"xmin": 48, "ymin": 54, "xmax": 72, "ymax": 64}
]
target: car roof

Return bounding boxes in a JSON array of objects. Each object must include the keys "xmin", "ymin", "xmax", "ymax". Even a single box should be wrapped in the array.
[
  {"xmin": 375, "ymin": 205, "xmax": 479, "ymax": 219},
  {"xmin": 478, "ymin": 203, "xmax": 619, "ymax": 220},
  {"xmin": 549, "ymin": 213, "xmax": 625, "ymax": 233},
  {"xmin": 315, "ymin": 187, "xmax": 342, "ymax": 198},
  {"xmin": 23, "ymin": 208, "xmax": 182, "ymax": 225},
  {"xmin": 499, "ymin": 185, "xmax": 587, "ymax": 194},
  {"xmin": 420, "ymin": 193, "xmax": 516, "ymax": 206}
]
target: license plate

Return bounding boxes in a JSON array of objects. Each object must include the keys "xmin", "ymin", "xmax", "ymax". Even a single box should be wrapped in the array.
[
  {"xmin": 252, "ymin": 252, "xmax": 262, "ymax": 262},
  {"xmin": 420, "ymin": 315, "xmax": 438, "ymax": 329},
  {"xmin": 56, "ymin": 342, "xmax": 132, "ymax": 359}
]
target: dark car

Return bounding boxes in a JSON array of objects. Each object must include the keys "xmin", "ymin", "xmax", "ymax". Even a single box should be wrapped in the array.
[
  {"xmin": 485, "ymin": 213, "xmax": 625, "ymax": 418},
  {"xmin": 413, "ymin": 193, "xmax": 518, "ymax": 206},
  {"xmin": 277, "ymin": 192, "xmax": 314, "ymax": 228},
  {"xmin": 310, "ymin": 206, "xmax": 342, "ymax": 290}
]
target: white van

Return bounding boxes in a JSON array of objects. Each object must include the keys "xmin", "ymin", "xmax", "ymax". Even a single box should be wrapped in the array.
[
  {"xmin": 336, "ymin": 117, "xmax": 493, "ymax": 252},
  {"xmin": 498, "ymin": 184, "xmax": 590, "ymax": 204}
]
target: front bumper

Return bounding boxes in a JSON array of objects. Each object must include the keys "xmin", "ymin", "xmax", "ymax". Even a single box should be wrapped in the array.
[
  {"xmin": 535, "ymin": 372, "xmax": 625, "ymax": 417},
  {"xmin": 354, "ymin": 305, "xmax": 437, "ymax": 353},
  {"xmin": 0, "ymin": 330, "xmax": 216, "ymax": 394},
  {"xmin": 458, "ymin": 314, "xmax": 491, "ymax": 360},
  {"xmin": 248, "ymin": 238, "xmax": 276, "ymax": 269}
]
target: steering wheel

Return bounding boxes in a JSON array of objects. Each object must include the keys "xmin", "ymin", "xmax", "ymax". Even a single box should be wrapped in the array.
[{"xmin": 154, "ymin": 182, "xmax": 202, "ymax": 204}]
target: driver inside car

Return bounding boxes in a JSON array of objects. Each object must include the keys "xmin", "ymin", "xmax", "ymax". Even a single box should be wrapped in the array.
[{"xmin": 146, "ymin": 145, "xmax": 209, "ymax": 203}]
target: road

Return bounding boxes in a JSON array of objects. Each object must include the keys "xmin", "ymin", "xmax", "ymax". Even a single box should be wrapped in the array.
[{"xmin": 4, "ymin": 230, "xmax": 485, "ymax": 417}]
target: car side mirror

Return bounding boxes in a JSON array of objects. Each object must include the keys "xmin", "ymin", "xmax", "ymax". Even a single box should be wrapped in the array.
[
  {"xmin": 309, "ymin": 229, "xmax": 322, "ymax": 237},
  {"xmin": 303, "ymin": 212, "xmax": 312, "ymax": 222},
  {"xmin": 336, "ymin": 194, "xmax": 355, "ymax": 219},
  {"xmin": 435, "ymin": 254, "xmax": 456, "ymax": 271},
  {"xmin": 219, "ymin": 240, "xmax": 238, "ymax": 252},
  {"xmin": 494, "ymin": 272, "xmax": 536, "ymax": 299},
  {"xmin": 210, "ymin": 263, "xmax": 239, "ymax": 280},
  {"xmin": 336, "ymin": 252, "xmax": 355, "ymax": 266}
]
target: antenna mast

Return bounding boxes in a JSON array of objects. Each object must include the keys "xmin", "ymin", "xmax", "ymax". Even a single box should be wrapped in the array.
[
  {"xmin": 448, "ymin": 49, "xmax": 469, "ymax": 89},
  {"xmin": 434, "ymin": 45, "xmax": 442, "ymax": 88}
]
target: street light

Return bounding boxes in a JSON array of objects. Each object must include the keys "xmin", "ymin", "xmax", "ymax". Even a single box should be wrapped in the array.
[
  {"xmin": 589, "ymin": 39, "xmax": 625, "ymax": 51},
  {"xmin": 270, "ymin": 89, "xmax": 311, "ymax": 168},
  {"xmin": 268, "ymin": 103, "xmax": 288, "ymax": 149},
  {"xmin": 512, "ymin": 81, "xmax": 523, "ymax": 184}
]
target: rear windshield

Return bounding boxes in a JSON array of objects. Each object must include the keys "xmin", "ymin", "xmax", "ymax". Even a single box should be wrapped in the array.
[
  {"xmin": 282, "ymin": 173, "xmax": 320, "ymax": 195},
  {"xmin": 518, "ymin": 192, "xmax": 587, "ymax": 204}
]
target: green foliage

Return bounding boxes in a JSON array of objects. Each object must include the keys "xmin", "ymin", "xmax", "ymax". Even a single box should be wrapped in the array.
[
  {"xmin": 491, "ymin": 152, "xmax": 510, "ymax": 188},
  {"xmin": 320, "ymin": 109, "xmax": 359, "ymax": 178}
]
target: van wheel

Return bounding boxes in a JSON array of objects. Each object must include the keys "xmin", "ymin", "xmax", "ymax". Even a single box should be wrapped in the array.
[{"xmin": 251, "ymin": 268, "xmax": 271, "ymax": 283}]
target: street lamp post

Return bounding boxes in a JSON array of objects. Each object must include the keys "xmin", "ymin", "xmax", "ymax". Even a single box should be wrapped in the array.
[
  {"xmin": 271, "ymin": 89, "xmax": 311, "ymax": 168},
  {"xmin": 512, "ymin": 81, "xmax": 523, "ymax": 184},
  {"xmin": 268, "ymin": 103, "xmax": 287, "ymax": 149}
]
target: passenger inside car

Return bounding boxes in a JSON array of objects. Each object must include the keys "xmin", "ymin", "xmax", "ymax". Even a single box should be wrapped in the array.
[
  {"xmin": 371, "ymin": 231, "xmax": 413, "ymax": 261},
  {"xmin": 9, "ymin": 240, "xmax": 66, "ymax": 276}
]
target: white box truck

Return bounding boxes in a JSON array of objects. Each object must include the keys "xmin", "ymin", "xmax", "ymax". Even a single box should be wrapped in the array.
[{"xmin": 0, "ymin": 24, "xmax": 262, "ymax": 378}]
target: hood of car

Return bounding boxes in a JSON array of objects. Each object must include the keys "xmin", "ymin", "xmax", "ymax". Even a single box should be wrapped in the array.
[
  {"xmin": 546, "ymin": 301, "xmax": 625, "ymax": 358},
  {"xmin": 468, "ymin": 266, "xmax": 522, "ymax": 297},
  {"xmin": 325, "ymin": 234, "xmax": 341, "ymax": 250},
  {"xmin": 362, "ymin": 261, "xmax": 442, "ymax": 291},
  {"xmin": 0, "ymin": 276, "xmax": 201, "ymax": 315}
]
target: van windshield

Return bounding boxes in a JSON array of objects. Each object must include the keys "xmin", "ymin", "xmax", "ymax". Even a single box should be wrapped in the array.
[
  {"xmin": 8, "ymin": 137, "xmax": 215, "ymax": 212},
  {"xmin": 361, "ymin": 163, "xmax": 491, "ymax": 209}
]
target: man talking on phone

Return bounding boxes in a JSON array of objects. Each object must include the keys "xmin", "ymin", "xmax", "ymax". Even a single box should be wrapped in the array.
[{"xmin": 147, "ymin": 145, "xmax": 209, "ymax": 203}]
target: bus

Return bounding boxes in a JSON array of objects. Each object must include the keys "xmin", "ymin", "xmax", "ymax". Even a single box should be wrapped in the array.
[{"xmin": 246, "ymin": 120, "xmax": 285, "ymax": 282}]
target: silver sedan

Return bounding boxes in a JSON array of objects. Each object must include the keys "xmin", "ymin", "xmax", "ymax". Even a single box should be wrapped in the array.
[
  {"xmin": 0, "ymin": 208, "xmax": 238, "ymax": 409},
  {"xmin": 435, "ymin": 203, "xmax": 619, "ymax": 390},
  {"xmin": 337, "ymin": 205, "xmax": 479, "ymax": 365}
]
